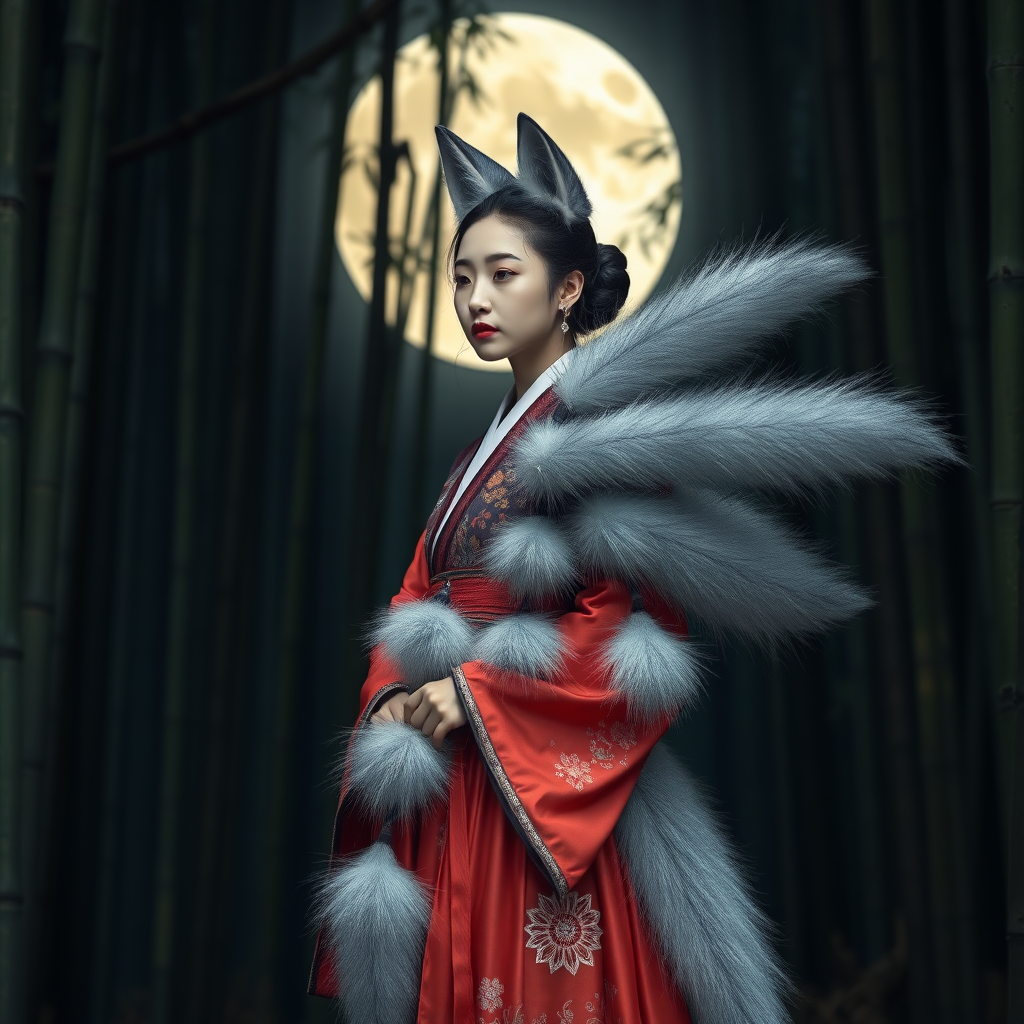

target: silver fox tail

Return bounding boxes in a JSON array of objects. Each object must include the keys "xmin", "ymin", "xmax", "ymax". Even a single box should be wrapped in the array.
[{"xmin": 615, "ymin": 743, "xmax": 793, "ymax": 1024}]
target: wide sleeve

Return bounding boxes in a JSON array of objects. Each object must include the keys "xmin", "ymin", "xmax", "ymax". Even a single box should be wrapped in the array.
[
  {"xmin": 452, "ymin": 578, "xmax": 685, "ymax": 894},
  {"xmin": 355, "ymin": 529, "xmax": 433, "ymax": 723}
]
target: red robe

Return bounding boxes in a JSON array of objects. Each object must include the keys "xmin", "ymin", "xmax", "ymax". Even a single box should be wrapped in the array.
[{"xmin": 309, "ymin": 386, "xmax": 693, "ymax": 1024}]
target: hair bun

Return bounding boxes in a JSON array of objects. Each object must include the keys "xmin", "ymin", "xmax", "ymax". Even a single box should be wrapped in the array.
[
  {"xmin": 575, "ymin": 242, "xmax": 629, "ymax": 335},
  {"xmin": 595, "ymin": 242, "xmax": 628, "ymax": 277}
]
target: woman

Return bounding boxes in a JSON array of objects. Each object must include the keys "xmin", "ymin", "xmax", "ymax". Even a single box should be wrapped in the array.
[{"xmin": 309, "ymin": 113, "xmax": 956, "ymax": 1024}]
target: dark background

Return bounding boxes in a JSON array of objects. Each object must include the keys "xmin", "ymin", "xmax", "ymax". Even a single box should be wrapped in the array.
[{"xmin": 0, "ymin": 0, "xmax": 1017, "ymax": 1022}]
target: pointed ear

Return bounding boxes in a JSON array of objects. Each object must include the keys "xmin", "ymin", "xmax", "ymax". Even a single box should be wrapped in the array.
[
  {"xmin": 435, "ymin": 124, "xmax": 515, "ymax": 221},
  {"xmin": 516, "ymin": 112, "xmax": 592, "ymax": 221}
]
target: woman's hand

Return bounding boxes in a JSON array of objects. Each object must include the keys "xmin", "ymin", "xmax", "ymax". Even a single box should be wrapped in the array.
[
  {"xmin": 403, "ymin": 675, "xmax": 468, "ymax": 749},
  {"xmin": 370, "ymin": 690, "xmax": 411, "ymax": 724}
]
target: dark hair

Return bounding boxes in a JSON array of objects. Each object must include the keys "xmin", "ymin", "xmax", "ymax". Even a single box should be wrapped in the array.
[{"xmin": 447, "ymin": 183, "xmax": 629, "ymax": 337}]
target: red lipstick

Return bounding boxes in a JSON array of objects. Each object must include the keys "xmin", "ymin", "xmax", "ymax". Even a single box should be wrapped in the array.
[{"xmin": 472, "ymin": 322, "xmax": 498, "ymax": 338}]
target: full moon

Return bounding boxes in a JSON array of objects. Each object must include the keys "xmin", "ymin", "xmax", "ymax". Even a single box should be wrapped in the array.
[{"xmin": 336, "ymin": 13, "xmax": 682, "ymax": 371}]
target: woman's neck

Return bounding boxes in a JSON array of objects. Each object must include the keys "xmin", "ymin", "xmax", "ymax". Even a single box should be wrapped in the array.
[{"xmin": 509, "ymin": 330, "xmax": 575, "ymax": 401}]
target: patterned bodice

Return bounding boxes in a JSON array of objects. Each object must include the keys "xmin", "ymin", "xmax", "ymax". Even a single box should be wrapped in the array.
[{"xmin": 425, "ymin": 387, "xmax": 561, "ymax": 577}]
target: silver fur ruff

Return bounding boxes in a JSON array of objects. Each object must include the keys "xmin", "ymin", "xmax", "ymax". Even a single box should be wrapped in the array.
[
  {"xmin": 369, "ymin": 598, "xmax": 476, "ymax": 689},
  {"xmin": 473, "ymin": 612, "xmax": 565, "ymax": 681},
  {"xmin": 483, "ymin": 515, "xmax": 578, "ymax": 600},
  {"xmin": 344, "ymin": 720, "xmax": 451, "ymax": 821},
  {"xmin": 603, "ymin": 610, "xmax": 705, "ymax": 719},
  {"xmin": 311, "ymin": 841, "xmax": 431, "ymax": 1024}
]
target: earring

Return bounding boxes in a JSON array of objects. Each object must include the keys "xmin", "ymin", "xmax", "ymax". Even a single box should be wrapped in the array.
[{"xmin": 559, "ymin": 304, "xmax": 570, "ymax": 335}]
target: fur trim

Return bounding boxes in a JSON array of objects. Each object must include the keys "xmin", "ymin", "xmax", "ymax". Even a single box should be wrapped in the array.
[
  {"xmin": 604, "ymin": 611, "xmax": 705, "ymax": 719},
  {"xmin": 483, "ymin": 516, "xmax": 578, "ymax": 601},
  {"xmin": 344, "ymin": 720, "xmax": 451, "ymax": 821},
  {"xmin": 514, "ymin": 376, "xmax": 960, "ymax": 503},
  {"xmin": 311, "ymin": 840, "xmax": 431, "ymax": 1024},
  {"xmin": 556, "ymin": 236, "xmax": 870, "ymax": 415},
  {"xmin": 569, "ymin": 491, "xmax": 871, "ymax": 645},
  {"xmin": 615, "ymin": 743, "xmax": 793, "ymax": 1024},
  {"xmin": 473, "ymin": 612, "xmax": 565, "ymax": 681},
  {"xmin": 369, "ymin": 598, "xmax": 476, "ymax": 689}
]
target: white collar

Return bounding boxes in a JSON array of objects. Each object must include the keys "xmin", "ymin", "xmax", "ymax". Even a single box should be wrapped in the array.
[{"xmin": 431, "ymin": 352, "xmax": 571, "ymax": 554}]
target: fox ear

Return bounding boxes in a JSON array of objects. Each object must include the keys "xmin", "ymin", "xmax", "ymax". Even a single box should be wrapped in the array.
[
  {"xmin": 516, "ymin": 112, "xmax": 592, "ymax": 222},
  {"xmin": 435, "ymin": 124, "xmax": 516, "ymax": 222}
]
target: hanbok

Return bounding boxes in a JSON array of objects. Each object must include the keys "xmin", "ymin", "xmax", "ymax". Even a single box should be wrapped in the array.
[{"xmin": 309, "ymin": 359, "xmax": 694, "ymax": 1023}]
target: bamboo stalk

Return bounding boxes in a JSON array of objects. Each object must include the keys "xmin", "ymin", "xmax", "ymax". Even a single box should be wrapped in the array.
[
  {"xmin": 943, "ymin": 0, "xmax": 992, "ymax": 889},
  {"xmin": 407, "ymin": 0, "xmax": 451, "ymax": 546},
  {"xmin": 20, "ymin": 0, "xmax": 106, "ymax": 995},
  {"xmin": 0, "ymin": 0, "xmax": 32, "ymax": 1017},
  {"xmin": 33, "ymin": 5, "xmax": 122, "ymax": 1017},
  {"xmin": 990, "ymin": 0, "xmax": 1024, "ymax": 1017},
  {"xmin": 89, "ymin": 169, "xmax": 151, "ymax": 1024},
  {"xmin": 864, "ymin": 3, "xmax": 977, "ymax": 1020},
  {"xmin": 185, "ymin": 1, "xmax": 291, "ymax": 1019},
  {"xmin": 149, "ymin": 2, "xmax": 219, "ymax": 1019},
  {"xmin": 257, "ymin": 0, "xmax": 362, "ymax": 1016},
  {"xmin": 18, "ymin": 0, "xmax": 41, "ymax": 404},
  {"xmin": 817, "ymin": 5, "xmax": 937, "ymax": 1014},
  {"xmin": 989, "ymin": 0, "xmax": 1024, "ymax": 845},
  {"xmin": 340, "ymin": 0, "xmax": 402, "ymax": 720},
  {"xmin": 85, "ymin": 3, "xmax": 154, "ymax": 1017},
  {"xmin": 1011, "ymin": 500, "xmax": 1024, "ymax": 1023},
  {"xmin": 47, "ymin": 0, "xmax": 121, "ymax": 830}
]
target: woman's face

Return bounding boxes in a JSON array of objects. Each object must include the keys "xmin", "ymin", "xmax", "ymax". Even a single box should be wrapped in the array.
[{"xmin": 452, "ymin": 214, "xmax": 564, "ymax": 365}]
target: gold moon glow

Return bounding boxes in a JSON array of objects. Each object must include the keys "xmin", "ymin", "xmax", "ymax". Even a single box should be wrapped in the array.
[{"xmin": 336, "ymin": 12, "xmax": 682, "ymax": 372}]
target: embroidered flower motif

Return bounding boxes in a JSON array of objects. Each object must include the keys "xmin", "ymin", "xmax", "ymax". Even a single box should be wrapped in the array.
[
  {"xmin": 610, "ymin": 721, "xmax": 636, "ymax": 752},
  {"xmin": 558, "ymin": 1000, "xmax": 575, "ymax": 1023},
  {"xmin": 478, "ymin": 977, "xmax": 504, "ymax": 1012},
  {"xmin": 586, "ymin": 981, "xmax": 618, "ymax": 1024},
  {"xmin": 554, "ymin": 752, "xmax": 593, "ymax": 791},
  {"xmin": 524, "ymin": 891, "xmax": 603, "ymax": 975},
  {"xmin": 586, "ymin": 719, "xmax": 638, "ymax": 769},
  {"xmin": 586, "ymin": 724, "xmax": 615, "ymax": 770}
]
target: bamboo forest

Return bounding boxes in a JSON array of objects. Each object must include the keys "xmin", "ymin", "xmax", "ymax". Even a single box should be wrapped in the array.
[{"xmin": 0, "ymin": 0, "xmax": 1020, "ymax": 1021}]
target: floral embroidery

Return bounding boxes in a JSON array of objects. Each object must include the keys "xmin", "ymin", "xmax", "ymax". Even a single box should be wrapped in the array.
[
  {"xmin": 478, "ymin": 977, "xmax": 504, "ymax": 1012},
  {"xmin": 479, "ymin": 1008, "xmax": 524, "ymax": 1024},
  {"xmin": 585, "ymin": 980, "xmax": 621, "ymax": 1024},
  {"xmin": 524, "ymin": 891, "xmax": 603, "ymax": 975},
  {"xmin": 586, "ymin": 727, "xmax": 614, "ymax": 770},
  {"xmin": 433, "ymin": 388, "xmax": 559, "ymax": 569},
  {"xmin": 554, "ymin": 752, "xmax": 593, "ymax": 791},
  {"xmin": 586, "ymin": 720, "xmax": 637, "ymax": 769},
  {"xmin": 483, "ymin": 468, "xmax": 511, "ymax": 510},
  {"xmin": 473, "ymin": 981, "xmax": 618, "ymax": 1024},
  {"xmin": 610, "ymin": 721, "xmax": 636, "ymax": 757},
  {"xmin": 471, "ymin": 987, "xmax": 520, "ymax": 1024}
]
